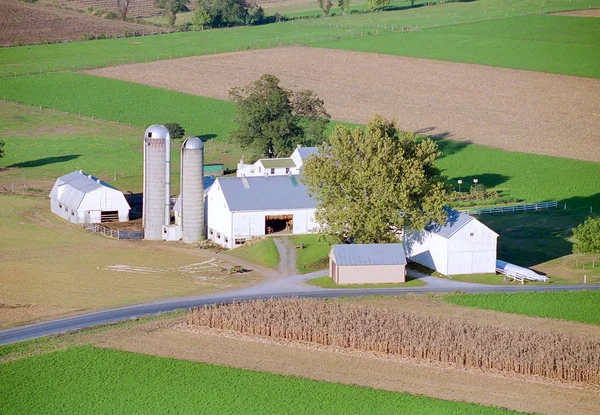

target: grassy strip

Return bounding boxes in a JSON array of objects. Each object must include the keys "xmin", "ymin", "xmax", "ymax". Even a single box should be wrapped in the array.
[
  {"xmin": 316, "ymin": 14, "xmax": 600, "ymax": 78},
  {"xmin": 308, "ymin": 275, "xmax": 426, "ymax": 288},
  {"xmin": 0, "ymin": 346, "xmax": 523, "ymax": 414},
  {"xmin": 444, "ymin": 291, "xmax": 600, "ymax": 324},
  {"xmin": 227, "ymin": 238, "xmax": 280, "ymax": 269},
  {"xmin": 291, "ymin": 234, "xmax": 332, "ymax": 274}
]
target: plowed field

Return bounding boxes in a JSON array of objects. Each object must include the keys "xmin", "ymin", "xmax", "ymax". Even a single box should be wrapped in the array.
[
  {"xmin": 88, "ymin": 47, "xmax": 600, "ymax": 162},
  {"xmin": 0, "ymin": 0, "xmax": 164, "ymax": 46}
]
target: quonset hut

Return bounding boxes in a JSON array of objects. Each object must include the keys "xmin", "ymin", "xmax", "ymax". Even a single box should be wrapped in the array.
[{"xmin": 142, "ymin": 125, "xmax": 171, "ymax": 240}]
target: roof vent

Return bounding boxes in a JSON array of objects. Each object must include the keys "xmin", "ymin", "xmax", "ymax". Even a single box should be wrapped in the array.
[
  {"xmin": 96, "ymin": 179, "xmax": 101, "ymax": 184},
  {"xmin": 242, "ymin": 177, "xmax": 250, "ymax": 190},
  {"xmin": 88, "ymin": 175, "xmax": 92, "ymax": 179}
]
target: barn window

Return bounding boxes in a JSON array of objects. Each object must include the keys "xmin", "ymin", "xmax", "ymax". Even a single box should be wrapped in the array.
[
  {"xmin": 224, "ymin": 237, "xmax": 229, "ymax": 243},
  {"xmin": 258, "ymin": 167, "xmax": 262, "ymax": 173},
  {"xmin": 285, "ymin": 168, "xmax": 290, "ymax": 174},
  {"xmin": 71, "ymin": 211, "xmax": 75, "ymax": 216},
  {"xmin": 209, "ymin": 228, "xmax": 214, "ymax": 236},
  {"xmin": 217, "ymin": 232, "xmax": 221, "ymax": 239},
  {"xmin": 270, "ymin": 168, "xmax": 275, "ymax": 174},
  {"xmin": 59, "ymin": 203, "xmax": 62, "ymax": 208},
  {"xmin": 470, "ymin": 232, "xmax": 474, "ymax": 236}
]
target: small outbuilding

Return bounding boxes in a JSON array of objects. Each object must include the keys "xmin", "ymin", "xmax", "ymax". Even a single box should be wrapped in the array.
[
  {"xmin": 404, "ymin": 210, "xmax": 498, "ymax": 276},
  {"xmin": 49, "ymin": 170, "xmax": 130, "ymax": 224},
  {"xmin": 329, "ymin": 244, "xmax": 407, "ymax": 285}
]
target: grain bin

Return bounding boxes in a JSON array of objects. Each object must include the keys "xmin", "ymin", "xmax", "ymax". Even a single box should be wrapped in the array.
[
  {"xmin": 143, "ymin": 124, "xmax": 171, "ymax": 240},
  {"xmin": 180, "ymin": 137, "xmax": 205, "ymax": 243}
]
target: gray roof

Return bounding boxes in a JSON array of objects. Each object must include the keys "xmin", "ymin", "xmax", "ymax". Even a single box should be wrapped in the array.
[
  {"xmin": 426, "ymin": 209, "xmax": 474, "ymax": 239},
  {"xmin": 49, "ymin": 170, "xmax": 121, "ymax": 210},
  {"xmin": 331, "ymin": 244, "xmax": 406, "ymax": 266},
  {"xmin": 173, "ymin": 176, "xmax": 216, "ymax": 212},
  {"xmin": 217, "ymin": 175, "xmax": 316, "ymax": 212},
  {"xmin": 296, "ymin": 147, "xmax": 319, "ymax": 160}
]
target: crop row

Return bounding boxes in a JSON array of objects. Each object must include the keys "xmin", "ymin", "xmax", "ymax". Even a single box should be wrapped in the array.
[{"xmin": 188, "ymin": 298, "xmax": 600, "ymax": 384}]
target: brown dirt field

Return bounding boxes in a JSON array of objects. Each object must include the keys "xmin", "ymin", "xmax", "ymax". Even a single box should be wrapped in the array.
[
  {"xmin": 90, "ymin": 313, "xmax": 600, "ymax": 415},
  {"xmin": 87, "ymin": 47, "xmax": 600, "ymax": 163},
  {"xmin": 0, "ymin": 0, "xmax": 165, "ymax": 46},
  {"xmin": 43, "ymin": 0, "xmax": 162, "ymax": 19},
  {"xmin": 552, "ymin": 9, "xmax": 600, "ymax": 17}
]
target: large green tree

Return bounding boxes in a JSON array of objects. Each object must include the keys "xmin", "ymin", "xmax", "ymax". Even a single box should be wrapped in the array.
[
  {"xmin": 154, "ymin": 0, "xmax": 189, "ymax": 27},
  {"xmin": 229, "ymin": 74, "xmax": 330, "ymax": 158},
  {"xmin": 572, "ymin": 217, "xmax": 600, "ymax": 255},
  {"xmin": 302, "ymin": 115, "xmax": 448, "ymax": 243}
]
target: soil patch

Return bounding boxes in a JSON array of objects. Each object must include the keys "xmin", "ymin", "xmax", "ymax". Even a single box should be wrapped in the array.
[
  {"xmin": 0, "ymin": 0, "xmax": 165, "ymax": 46},
  {"xmin": 551, "ymin": 9, "xmax": 600, "ymax": 17},
  {"xmin": 91, "ymin": 316, "xmax": 600, "ymax": 415},
  {"xmin": 87, "ymin": 47, "xmax": 600, "ymax": 162}
]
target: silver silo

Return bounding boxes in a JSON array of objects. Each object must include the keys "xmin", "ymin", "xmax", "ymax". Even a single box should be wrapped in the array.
[
  {"xmin": 143, "ymin": 124, "xmax": 171, "ymax": 240},
  {"xmin": 180, "ymin": 137, "xmax": 205, "ymax": 243}
]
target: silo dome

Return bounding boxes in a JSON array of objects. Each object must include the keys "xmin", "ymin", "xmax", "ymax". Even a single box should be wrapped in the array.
[
  {"xmin": 145, "ymin": 124, "xmax": 170, "ymax": 140},
  {"xmin": 183, "ymin": 137, "xmax": 204, "ymax": 150}
]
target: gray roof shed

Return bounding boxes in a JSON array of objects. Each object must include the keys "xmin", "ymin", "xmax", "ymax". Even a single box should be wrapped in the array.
[
  {"xmin": 217, "ymin": 175, "xmax": 316, "ymax": 212},
  {"xmin": 331, "ymin": 243, "xmax": 406, "ymax": 266}
]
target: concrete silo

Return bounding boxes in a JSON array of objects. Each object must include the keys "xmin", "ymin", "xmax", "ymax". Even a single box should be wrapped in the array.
[
  {"xmin": 143, "ymin": 125, "xmax": 171, "ymax": 240},
  {"xmin": 180, "ymin": 137, "xmax": 205, "ymax": 243}
]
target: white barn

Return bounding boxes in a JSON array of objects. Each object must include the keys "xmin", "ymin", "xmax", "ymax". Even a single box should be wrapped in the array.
[
  {"xmin": 236, "ymin": 146, "xmax": 318, "ymax": 177},
  {"xmin": 49, "ymin": 170, "xmax": 130, "ymax": 224},
  {"xmin": 404, "ymin": 210, "xmax": 498, "ymax": 276},
  {"xmin": 207, "ymin": 175, "xmax": 317, "ymax": 249}
]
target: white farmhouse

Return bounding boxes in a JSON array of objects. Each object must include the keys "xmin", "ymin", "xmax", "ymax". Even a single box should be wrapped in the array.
[
  {"xmin": 207, "ymin": 175, "xmax": 317, "ymax": 249},
  {"xmin": 236, "ymin": 146, "xmax": 318, "ymax": 177},
  {"xmin": 404, "ymin": 210, "xmax": 498, "ymax": 275},
  {"xmin": 49, "ymin": 170, "xmax": 130, "ymax": 224}
]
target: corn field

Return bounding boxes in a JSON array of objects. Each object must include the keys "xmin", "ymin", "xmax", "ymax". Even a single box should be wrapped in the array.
[{"xmin": 188, "ymin": 298, "xmax": 600, "ymax": 384}]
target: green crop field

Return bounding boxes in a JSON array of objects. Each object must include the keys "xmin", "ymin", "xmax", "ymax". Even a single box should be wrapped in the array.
[
  {"xmin": 0, "ymin": 0, "xmax": 598, "ymax": 78},
  {"xmin": 444, "ymin": 291, "xmax": 600, "ymax": 324},
  {"xmin": 0, "ymin": 346, "xmax": 523, "ymax": 414}
]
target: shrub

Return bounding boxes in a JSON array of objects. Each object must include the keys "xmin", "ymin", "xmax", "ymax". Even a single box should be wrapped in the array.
[
  {"xmin": 164, "ymin": 122, "xmax": 185, "ymax": 140},
  {"xmin": 105, "ymin": 11, "xmax": 118, "ymax": 20}
]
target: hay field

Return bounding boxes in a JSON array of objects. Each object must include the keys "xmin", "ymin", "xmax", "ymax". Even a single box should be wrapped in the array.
[
  {"xmin": 0, "ymin": 196, "xmax": 263, "ymax": 328},
  {"xmin": 87, "ymin": 47, "xmax": 600, "ymax": 163}
]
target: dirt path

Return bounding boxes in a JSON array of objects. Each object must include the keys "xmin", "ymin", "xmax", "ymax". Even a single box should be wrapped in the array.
[
  {"xmin": 551, "ymin": 9, "xmax": 600, "ymax": 17},
  {"xmin": 87, "ymin": 47, "xmax": 600, "ymax": 163},
  {"xmin": 273, "ymin": 237, "xmax": 298, "ymax": 277}
]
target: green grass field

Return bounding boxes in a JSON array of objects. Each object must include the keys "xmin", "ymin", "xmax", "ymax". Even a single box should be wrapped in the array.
[
  {"xmin": 308, "ymin": 275, "xmax": 427, "ymax": 288},
  {"xmin": 1, "ymin": 0, "xmax": 598, "ymax": 78},
  {"xmin": 291, "ymin": 234, "xmax": 333, "ymax": 273},
  {"xmin": 444, "ymin": 291, "xmax": 600, "ymax": 324},
  {"xmin": 0, "ymin": 346, "xmax": 523, "ymax": 414},
  {"xmin": 227, "ymin": 238, "xmax": 280, "ymax": 269}
]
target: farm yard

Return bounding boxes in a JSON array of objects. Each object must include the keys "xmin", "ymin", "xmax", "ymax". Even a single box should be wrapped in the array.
[{"xmin": 2, "ymin": 0, "xmax": 600, "ymax": 413}]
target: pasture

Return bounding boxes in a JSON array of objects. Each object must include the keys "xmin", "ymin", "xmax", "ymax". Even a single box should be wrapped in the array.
[
  {"xmin": 444, "ymin": 291, "xmax": 600, "ymax": 324},
  {"xmin": 0, "ymin": 346, "xmax": 525, "ymax": 414}
]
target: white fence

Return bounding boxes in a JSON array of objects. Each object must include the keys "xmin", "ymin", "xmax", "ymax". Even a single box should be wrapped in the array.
[
  {"xmin": 459, "ymin": 201, "xmax": 558, "ymax": 216},
  {"xmin": 84, "ymin": 223, "xmax": 144, "ymax": 239}
]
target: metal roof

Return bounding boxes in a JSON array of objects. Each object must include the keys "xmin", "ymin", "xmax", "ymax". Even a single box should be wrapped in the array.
[
  {"xmin": 173, "ymin": 176, "xmax": 216, "ymax": 213},
  {"xmin": 259, "ymin": 158, "xmax": 297, "ymax": 168},
  {"xmin": 426, "ymin": 209, "xmax": 474, "ymax": 239},
  {"xmin": 204, "ymin": 164, "xmax": 223, "ymax": 172},
  {"xmin": 296, "ymin": 147, "xmax": 319, "ymax": 160},
  {"xmin": 145, "ymin": 124, "xmax": 169, "ymax": 140},
  {"xmin": 49, "ymin": 171, "xmax": 119, "ymax": 210},
  {"xmin": 216, "ymin": 175, "xmax": 316, "ymax": 212},
  {"xmin": 182, "ymin": 137, "xmax": 203, "ymax": 150},
  {"xmin": 331, "ymin": 243, "xmax": 406, "ymax": 266}
]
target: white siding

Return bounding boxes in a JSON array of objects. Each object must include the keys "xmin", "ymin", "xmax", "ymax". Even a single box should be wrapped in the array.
[
  {"xmin": 446, "ymin": 220, "xmax": 497, "ymax": 275},
  {"xmin": 406, "ymin": 232, "xmax": 449, "ymax": 275},
  {"xmin": 50, "ymin": 185, "xmax": 129, "ymax": 224},
  {"xmin": 206, "ymin": 184, "xmax": 233, "ymax": 248},
  {"xmin": 233, "ymin": 213, "xmax": 265, "ymax": 237}
]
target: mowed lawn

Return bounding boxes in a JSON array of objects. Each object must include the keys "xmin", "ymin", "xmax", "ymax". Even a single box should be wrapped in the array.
[
  {"xmin": 0, "ymin": 195, "xmax": 262, "ymax": 328},
  {"xmin": 0, "ymin": 346, "xmax": 525, "ymax": 414},
  {"xmin": 444, "ymin": 291, "xmax": 600, "ymax": 324}
]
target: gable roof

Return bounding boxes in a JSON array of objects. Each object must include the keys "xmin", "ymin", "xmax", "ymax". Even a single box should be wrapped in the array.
[
  {"xmin": 295, "ymin": 147, "xmax": 319, "ymax": 160},
  {"xmin": 259, "ymin": 158, "xmax": 296, "ymax": 168},
  {"xmin": 426, "ymin": 209, "xmax": 497, "ymax": 239},
  {"xmin": 331, "ymin": 243, "xmax": 406, "ymax": 266},
  {"xmin": 49, "ymin": 171, "xmax": 115, "ymax": 210},
  {"xmin": 215, "ymin": 175, "xmax": 316, "ymax": 211}
]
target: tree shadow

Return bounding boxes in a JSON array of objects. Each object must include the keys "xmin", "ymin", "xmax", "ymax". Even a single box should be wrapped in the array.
[
  {"xmin": 446, "ymin": 173, "xmax": 510, "ymax": 190},
  {"xmin": 434, "ymin": 137, "xmax": 471, "ymax": 158},
  {"xmin": 196, "ymin": 134, "xmax": 217, "ymax": 142},
  {"xmin": 8, "ymin": 155, "xmax": 81, "ymax": 168}
]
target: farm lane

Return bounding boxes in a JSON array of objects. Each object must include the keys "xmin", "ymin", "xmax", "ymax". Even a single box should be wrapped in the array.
[
  {"xmin": 273, "ymin": 237, "xmax": 298, "ymax": 277},
  {"xmin": 2, "ymin": 274, "xmax": 600, "ymax": 345},
  {"xmin": 86, "ymin": 47, "xmax": 600, "ymax": 163}
]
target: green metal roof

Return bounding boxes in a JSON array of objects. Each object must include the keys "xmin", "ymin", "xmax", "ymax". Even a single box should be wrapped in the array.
[
  {"xmin": 204, "ymin": 164, "xmax": 223, "ymax": 172},
  {"xmin": 259, "ymin": 158, "xmax": 296, "ymax": 168}
]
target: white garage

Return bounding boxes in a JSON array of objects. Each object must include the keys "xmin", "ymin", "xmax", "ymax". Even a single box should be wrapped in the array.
[
  {"xmin": 49, "ymin": 170, "xmax": 130, "ymax": 224},
  {"xmin": 207, "ymin": 175, "xmax": 317, "ymax": 249},
  {"xmin": 404, "ymin": 210, "xmax": 498, "ymax": 276}
]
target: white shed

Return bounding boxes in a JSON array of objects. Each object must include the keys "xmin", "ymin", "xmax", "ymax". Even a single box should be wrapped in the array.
[
  {"xmin": 207, "ymin": 175, "xmax": 317, "ymax": 249},
  {"xmin": 404, "ymin": 210, "xmax": 498, "ymax": 276},
  {"xmin": 49, "ymin": 170, "xmax": 130, "ymax": 224},
  {"xmin": 329, "ymin": 244, "xmax": 407, "ymax": 285}
]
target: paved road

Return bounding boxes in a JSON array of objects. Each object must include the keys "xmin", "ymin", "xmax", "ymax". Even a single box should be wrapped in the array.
[{"xmin": 2, "ymin": 264, "xmax": 599, "ymax": 345}]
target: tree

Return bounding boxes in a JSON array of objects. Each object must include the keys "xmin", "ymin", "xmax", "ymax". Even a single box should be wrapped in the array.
[
  {"xmin": 229, "ymin": 74, "xmax": 330, "ymax": 158},
  {"xmin": 338, "ymin": 0, "xmax": 351, "ymax": 15},
  {"xmin": 318, "ymin": 0, "xmax": 333, "ymax": 16},
  {"xmin": 164, "ymin": 122, "xmax": 185, "ymax": 140},
  {"xmin": 367, "ymin": 0, "xmax": 391, "ymax": 11},
  {"xmin": 196, "ymin": 0, "xmax": 263, "ymax": 27},
  {"xmin": 572, "ymin": 217, "xmax": 600, "ymax": 255},
  {"xmin": 302, "ymin": 115, "xmax": 448, "ymax": 244},
  {"xmin": 0, "ymin": 140, "xmax": 4, "ymax": 159},
  {"xmin": 116, "ymin": 0, "xmax": 130, "ymax": 20},
  {"xmin": 192, "ymin": 6, "xmax": 211, "ymax": 29},
  {"xmin": 154, "ymin": 0, "xmax": 189, "ymax": 27}
]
